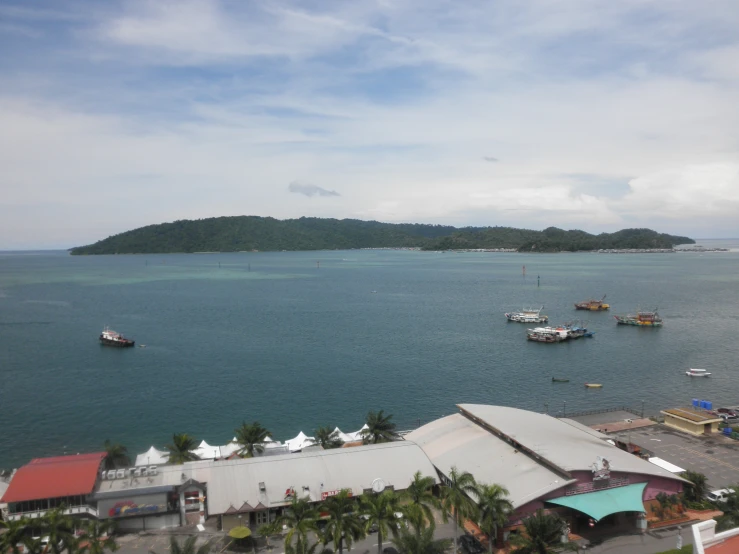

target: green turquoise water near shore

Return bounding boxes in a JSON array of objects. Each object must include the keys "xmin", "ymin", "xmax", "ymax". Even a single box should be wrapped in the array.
[{"xmin": 1, "ymin": 242, "xmax": 738, "ymax": 468}]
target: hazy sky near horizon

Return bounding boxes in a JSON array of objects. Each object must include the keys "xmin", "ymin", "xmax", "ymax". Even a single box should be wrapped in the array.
[{"xmin": 1, "ymin": 0, "xmax": 739, "ymax": 248}]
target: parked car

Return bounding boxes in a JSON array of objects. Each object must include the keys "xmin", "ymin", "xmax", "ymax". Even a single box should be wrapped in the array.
[
  {"xmin": 717, "ymin": 408, "xmax": 737, "ymax": 417},
  {"xmin": 459, "ymin": 534, "xmax": 484, "ymax": 554},
  {"xmin": 705, "ymin": 488, "xmax": 735, "ymax": 503}
]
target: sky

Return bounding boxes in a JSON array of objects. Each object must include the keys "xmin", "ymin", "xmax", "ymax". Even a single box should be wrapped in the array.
[{"xmin": 1, "ymin": 0, "xmax": 739, "ymax": 248}]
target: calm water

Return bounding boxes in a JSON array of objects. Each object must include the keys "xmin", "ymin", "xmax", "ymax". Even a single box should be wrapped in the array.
[{"xmin": 1, "ymin": 242, "xmax": 738, "ymax": 468}]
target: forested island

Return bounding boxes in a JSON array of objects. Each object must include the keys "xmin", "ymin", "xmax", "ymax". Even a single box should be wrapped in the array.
[{"xmin": 68, "ymin": 216, "xmax": 694, "ymax": 255}]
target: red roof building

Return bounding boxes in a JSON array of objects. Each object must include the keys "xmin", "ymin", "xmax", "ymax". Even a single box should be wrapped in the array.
[{"xmin": 1, "ymin": 452, "xmax": 106, "ymax": 505}]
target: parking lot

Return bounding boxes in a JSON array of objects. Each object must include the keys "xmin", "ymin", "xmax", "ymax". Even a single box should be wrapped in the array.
[{"xmin": 609, "ymin": 424, "xmax": 739, "ymax": 489}]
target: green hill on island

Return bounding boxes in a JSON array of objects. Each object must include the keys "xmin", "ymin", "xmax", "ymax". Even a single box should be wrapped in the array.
[{"xmin": 68, "ymin": 216, "xmax": 694, "ymax": 255}]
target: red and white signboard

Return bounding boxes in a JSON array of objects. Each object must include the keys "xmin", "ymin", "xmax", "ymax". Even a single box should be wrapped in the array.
[{"xmin": 321, "ymin": 490, "xmax": 352, "ymax": 500}]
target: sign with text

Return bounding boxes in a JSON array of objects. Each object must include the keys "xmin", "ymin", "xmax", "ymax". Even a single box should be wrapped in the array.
[{"xmin": 321, "ymin": 490, "xmax": 353, "ymax": 500}]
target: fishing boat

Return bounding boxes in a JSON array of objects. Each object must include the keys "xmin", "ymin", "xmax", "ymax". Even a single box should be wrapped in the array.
[
  {"xmin": 686, "ymin": 368, "xmax": 711, "ymax": 377},
  {"xmin": 575, "ymin": 295, "xmax": 610, "ymax": 311},
  {"xmin": 527, "ymin": 326, "xmax": 569, "ymax": 342},
  {"xmin": 585, "ymin": 383, "xmax": 603, "ymax": 388},
  {"xmin": 505, "ymin": 307, "xmax": 548, "ymax": 323},
  {"xmin": 99, "ymin": 327, "xmax": 135, "ymax": 347},
  {"xmin": 564, "ymin": 323, "xmax": 592, "ymax": 339},
  {"xmin": 614, "ymin": 309, "xmax": 662, "ymax": 327},
  {"xmin": 552, "ymin": 378, "xmax": 570, "ymax": 383}
]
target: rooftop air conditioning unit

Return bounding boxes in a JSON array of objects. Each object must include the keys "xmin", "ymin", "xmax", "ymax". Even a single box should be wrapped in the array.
[{"xmin": 259, "ymin": 482, "xmax": 266, "ymax": 492}]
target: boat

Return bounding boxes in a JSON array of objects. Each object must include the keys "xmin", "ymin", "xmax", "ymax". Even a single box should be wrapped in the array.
[
  {"xmin": 527, "ymin": 326, "xmax": 569, "ymax": 342},
  {"xmin": 506, "ymin": 306, "xmax": 548, "ymax": 323},
  {"xmin": 552, "ymin": 378, "xmax": 570, "ymax": 383},
  {"xmin": 686, "ymin": 368, "xmax": 711, "ymax": 377},
  {"xmin": 575, "ymin": 295, "xmax": 610, "ymax": 311},
  {"xmin": 614, "ymin": 309, "xmax": 663, "ymax": 327},
  {"xmin": 585, "ymin": 383, "xmax": 603, "ymax": 388},
  {"xmin": 99, "ymin": 327, "xmax": 135, "ymax": 347},
  {"xmin": 563, "ymin": 323, "xmax": 591, "ymax": 339}
]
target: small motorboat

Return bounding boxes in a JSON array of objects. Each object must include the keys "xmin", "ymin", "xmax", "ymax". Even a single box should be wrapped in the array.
[
  {"xmin": 686, "ymin": 368, "xmax": 711, "ymax": 377},
  {"xmin": 552, "ymin": 378, "xmax": 570, "ymax": 383},
  {"xmin": 585, "ymin": 383, "xmax": 603, "ymax": 388}
]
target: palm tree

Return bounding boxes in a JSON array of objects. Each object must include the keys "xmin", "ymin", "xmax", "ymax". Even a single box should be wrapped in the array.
[
  {"xmin": 361, "ymin": 411, "xmax": 400, "ymax": 444},
  {"xmin": 285, "ymin": 537, "xmax": 332, "ymax": 554},
  {"xmin": 394, "ymin": 524, "xmax": 451, "ymax": 554},
  {"xmin": 476, "ymin": 484, "xmax": 513, "ymax": 554},
  {"xmin": 257, "ymin": 522, "xmax": 281, "ymax": 551},
  {"xmin": 311, "ymin": 426, "xmax": 344, "ymax": 449},
  {"xmin": 400, "ymin": 471, "xmax": 441, "ymax": 531},
  {"xmin": 683, "ymin": 470, "xmax": 708, "ymax": 503},
  {"xmin": 321, "ymin": 489, "xmax": 364, "ymax": 554},
  {"xmin": 360, "ymin": 490, "xmax": 402, "ymax": 554},
  {"xmin": 277, "ymin": 496, "xmax": 320, "ymax": 550},
  {"xmin": 0, "ymin": 517, "xmax": 30, "ymax": 554},
  {"xmin": 78, "ymin": 519, "xmax": 118, "ymax": 554},
  {"xmin": 440, "ymin": 467, "xmax": 478, "ymax": 554},
  {"xmin": 165, "ymin": 433, "xmax": 200, "ymax": 464},
  {"xmin": 103, "ymin": 440, "xmax": 130, "ymax": 470},
  {"xmin": 43, "ymin": 508, "xmax": 78, "ymax": 554},
  {"xmin": 235, "ymin": 421, "xmax": 271, "ymax": 457},
  {"xmin": 150, "ymin": 536, "xmax": 212, "ymax": 554},
  {"xmin": 510, "ymin": 510, "xmax": 575, "ymax": 554}
]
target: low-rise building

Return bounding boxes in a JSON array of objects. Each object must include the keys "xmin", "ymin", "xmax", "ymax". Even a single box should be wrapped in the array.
[
  {"xmin": 692, "ymin": 519, "xmax": 739, "ymax": 553},
  {"xmin": 661, "ymin": 407, "xmax": 722, "ymax": 436}
]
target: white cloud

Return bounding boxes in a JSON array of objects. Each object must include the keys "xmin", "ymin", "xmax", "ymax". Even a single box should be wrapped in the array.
[{"xmin": 1, "ymin": 0, "xmax": 739, "ymax": 247}]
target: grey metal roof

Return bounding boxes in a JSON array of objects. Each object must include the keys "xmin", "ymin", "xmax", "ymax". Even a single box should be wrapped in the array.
[
  {"xmin": 190, "ymin": 442, "xmax": 438, "ymax": 516},
  {"xmin": 404, "ymin": 414, "xmax": 574, "ymax": 508},
  {"xmin": 456, "ymin": 404, "xmax": 688, "ymax": 482}
]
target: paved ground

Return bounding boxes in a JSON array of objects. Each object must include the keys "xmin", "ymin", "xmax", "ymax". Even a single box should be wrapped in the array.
[
  {"xmin": 567, "ymin": 410, "xmax": 644, "ymax": 427},
  {"xmin": 607, "ymin": 424, "xmax": 739, "ymax": 488}
]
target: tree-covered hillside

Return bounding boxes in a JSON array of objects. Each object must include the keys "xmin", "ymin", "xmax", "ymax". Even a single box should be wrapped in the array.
[{"xmin": 68, "ymin": 216, "xmax": 694, "ymax": 255}]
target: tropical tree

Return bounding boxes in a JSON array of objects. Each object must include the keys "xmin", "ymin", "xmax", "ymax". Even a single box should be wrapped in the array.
[
  {"xmin": 510, "ymin": 510, "xmax": 576, "ymax": 554},
  {"xmin": 394, "ymin": 522, "xmax": 451, "ymax": 554},
  {"xmin": 440, "ymin": 467, "xmax": 479, "ymax": 554},
  {"xmin": 103, "ymin": 440, "xmax": 130, "ymax": 470},
  {"xmin": 42, "ymin": 508, "xmax": 78, "ymax": 554},
  {"xmin": 257, "ymin": 521, "xmax": 281, "ymax": 551},
  {"xmin": 277, "ymin": 496, "xmax": 320, "ymax": 549},
  {"xmin": 321, "ymin": 490, "xmax": 364, "ymax": 554},
  {"xmin": 150, "ymin": 536, "xmax": 212, "ymax": 554},
  {"xmin": 285, "ymin": 537, "xmax": 332, "ymax": 554},
  {"xmin": 165, "ymin": 433, "xmax": 200, "ymax": 464},
  {"xmin": 400, "ymin": 471, "xmax": 441, "ymax": 531},
  {"xmin": 235, "ymin": 421, "xmax": 271, "ymax": 457},
  {"xmin": 0, "ymin": 517, "xmax": 30, "ymax": 554},
  {"xmin": 311, "ymin": 426, "xmax": 344, "ymax": 449},
  {"xmin": 361, "ymin": 411, "xmax": 400, "ymax": 444},
  {"xmin": 476, "ymin": 484, "xmax": 513, "ymax": 554},
  {"xmin": 78, "ymin": 519, "xmax": 118, "ymax": 554},
  {"xmin": 360, "ymin": 490, "xmax": 402, "ymax": 554},
  {"xmin": 683, "ymin": 470, "xmax": 709, "ymax": 503}
]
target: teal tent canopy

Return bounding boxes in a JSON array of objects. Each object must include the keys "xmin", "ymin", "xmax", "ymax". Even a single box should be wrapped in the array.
[{"xmin": 546, "ymin": 482, "xmax": 647, "ymax": 522}]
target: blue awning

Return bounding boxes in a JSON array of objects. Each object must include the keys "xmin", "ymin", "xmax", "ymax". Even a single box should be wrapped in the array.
[{"xmin": 545, "ymin": 483, "xmax": 647, "ymax": 522}]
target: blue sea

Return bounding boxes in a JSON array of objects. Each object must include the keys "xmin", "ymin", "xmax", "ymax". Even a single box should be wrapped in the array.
[{"xmin": 1, "ymin": 241, "xmax": 738, "ymax": 468}]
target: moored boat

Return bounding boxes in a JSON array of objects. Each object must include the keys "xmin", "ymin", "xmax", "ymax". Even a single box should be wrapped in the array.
[
  {"xmin": 100, "ymin": 327, "xmax": 135, "ymax": 347},
  {"xmin": 506, "ymin": 306, "xmax": 548, "ymax": 323},
  {"xmin": 552, "ymin": 377, "xmax": 570, "ymax": 382},
  {"xmin": 527, "ymin": 326, "xmax": 568, "ymax": 342},
  {"xmin": 584, "ymin": 383, "xmax": 603, "ymax": 388},
  {"xmin": 575, "ymin": 295, "xmax": 610, "ymax": 311},
  {"xmin": 614, "ymin": 309, "xmax": 662, "ymax": 327},
  {"xmin": 686, "ymin": 368, "xmax": 711, "ymax": 377}
]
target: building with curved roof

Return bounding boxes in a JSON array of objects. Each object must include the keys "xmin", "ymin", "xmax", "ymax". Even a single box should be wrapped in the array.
[{"xmin": 406, "ymin": 404, "xmax": 688, "ymax": 540}]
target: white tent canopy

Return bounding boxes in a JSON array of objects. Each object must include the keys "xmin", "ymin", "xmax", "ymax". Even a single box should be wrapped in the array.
[
  {"xmin": 648, "ymin": 457, "xmax": 686, "ymax": 474},
  {"xmin": 333, "ymin": 427, "xmax": 354, "ymax": 443},
  {"xmin": 134, "ymin": 446, "xmax": 169, "ymax": 467},
  {"xmin": 192, "ymin": 440, "xmax": 220, "ymax": 460},
  {"xmin": 344, "ymin": 424, "xmax": 369, "ymax": 442},
  {"xmin": 219, "ymin": 439, "xmax": 241, "ymax": 458},
  {"xmin": 284, "ymin": 431, "xmax": 315, "ymax": 452}
]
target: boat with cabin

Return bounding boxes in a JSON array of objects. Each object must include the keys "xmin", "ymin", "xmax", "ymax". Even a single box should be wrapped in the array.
[
  {"xmin": 527, "ymin": 326, "xmax": 569, "ymax": 342},
  {"xmin": 575, "ymin": 295, "xmax": 610, "ymax": 311},
  {"xmin": 506, "ymin": 306, "xmax": 548, "ymax": 323},
  {"xmin": 686, "ymin": 368, "xmax": 711, "ymax": 377},
  {"xmin": 100, "ymin": 327, "xmax": 135, "ymax": 347},
  {"xmin": 614, "ymin": 309, "xmax": 662, "ymax": 327}
]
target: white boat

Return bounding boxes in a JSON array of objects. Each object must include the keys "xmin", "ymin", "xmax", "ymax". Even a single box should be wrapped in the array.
[
  {"xmin": 527, "ymin": 326, "xmax": 568, "ymax": 343},
  {"xmin": 506, "ymin": 306, "xmax": 548, "ymax": 323},
  {"xmin": 686, "ymin": 368, "xmax": 711, "ymax": 377}
]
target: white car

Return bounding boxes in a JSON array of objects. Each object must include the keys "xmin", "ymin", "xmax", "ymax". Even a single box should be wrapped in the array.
[{"xmin": 705, "ymin": 488, "xmax": 735, "ymax": 503}]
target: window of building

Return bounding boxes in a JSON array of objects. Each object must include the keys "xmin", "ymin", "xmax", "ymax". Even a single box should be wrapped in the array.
[{"xmin": 256, "ymin": 510, "xmax": 268, "ymax": 525}]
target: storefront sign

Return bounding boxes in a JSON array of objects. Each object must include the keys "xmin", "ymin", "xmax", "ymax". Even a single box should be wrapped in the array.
[
  {"xmin": 591, "ymin": 456, "xmax": 611, "ymax": 481},
  {"xmin": 321, "ymin": 490, "xmax": 352, "ymax": 500},
  {"xmin": 108, "ymin": 500, "xmax": 165, "ymax": 517}
]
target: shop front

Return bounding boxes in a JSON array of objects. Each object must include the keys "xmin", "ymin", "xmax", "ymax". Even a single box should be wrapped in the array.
[{"xmin": 96, "ymin": 489, "xmax": 180, "ymax": 531}]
